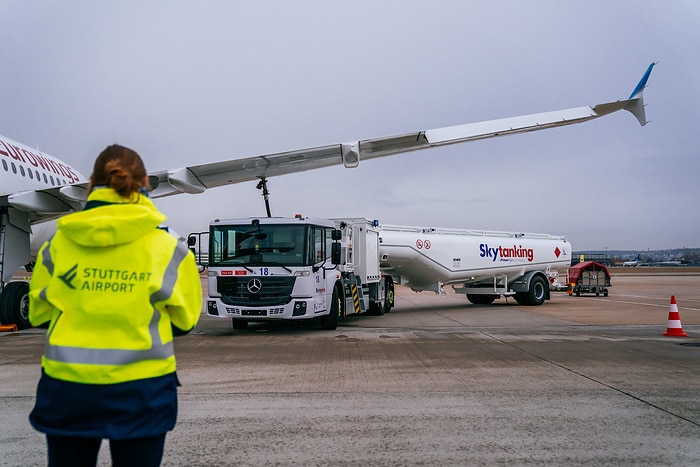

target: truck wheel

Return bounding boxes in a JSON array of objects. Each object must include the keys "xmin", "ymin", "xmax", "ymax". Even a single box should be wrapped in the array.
[
  {"xmin": 377, "ymin": 301, "xmax": 386, "ymax": 315},
  {"xmin": 232, "ymin": 319, "xmax": 249, "ymax": 330},
  {"xmin": 320, "ymin": 287, "xmax": 342, "ymax": 330},
  {"xmin": 0, "ymin": 282, "xmax": 31, "ymax": 329},
  {"xmin": 384, "ymin": 277, "xmax": 394, "ymax": 313},
  {"xmin": 369, "ymin": 301, "xmax": 385, "ymax": 316},
  {"xmin": 467, "ymin": 294, "xmax": 497, "ymax": 305}
]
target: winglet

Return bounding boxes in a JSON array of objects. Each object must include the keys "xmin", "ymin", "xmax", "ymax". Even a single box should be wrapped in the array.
[
  {"xmin": 625, "ymin": 62, "xmax": 657, "ymax": 126},
  {"xmin": 628, "ymin": 62, "xmax": 656, "ymax": 100}
]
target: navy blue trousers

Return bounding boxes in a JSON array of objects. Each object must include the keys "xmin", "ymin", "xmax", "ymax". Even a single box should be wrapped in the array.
[{"xmin": 46, "ymin": 433, "xmax": 166, "ymax": 467}]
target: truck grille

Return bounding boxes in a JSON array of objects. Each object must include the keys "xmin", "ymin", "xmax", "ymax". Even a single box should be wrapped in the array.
[{"xmin": 217, "ymin": 276, "xmax": 296, "ymax": 306}]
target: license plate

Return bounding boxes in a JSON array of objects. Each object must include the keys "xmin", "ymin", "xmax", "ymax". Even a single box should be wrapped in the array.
[{"xmin": 241, "ymin": 309, "xmax": 267, "ymax": 316}]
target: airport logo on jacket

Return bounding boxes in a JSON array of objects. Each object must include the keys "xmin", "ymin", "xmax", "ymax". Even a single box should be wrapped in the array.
[{"xmin": 58, "ymin": 264, "xmax": 153, "ymax": 292}]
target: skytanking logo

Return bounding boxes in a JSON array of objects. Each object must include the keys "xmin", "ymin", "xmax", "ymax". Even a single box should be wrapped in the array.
[{"xmin": 479, "ymin": 244, "xmax": 534, "ymax": 262}]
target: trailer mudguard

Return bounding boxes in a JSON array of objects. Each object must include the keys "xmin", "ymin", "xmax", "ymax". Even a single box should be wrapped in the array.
[{"xmin": 511, "ymin": 270, "xmax": 550, "ymax": 299}]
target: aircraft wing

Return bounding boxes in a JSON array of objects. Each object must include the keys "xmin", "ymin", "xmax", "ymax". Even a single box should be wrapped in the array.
[
  {"xmin": 9, "ymin": 63, "xmax": 656, "ymax": 213},
  {"xmin": 5, "ymin": 185, "xmax": 89, "ymax": 223},
  {"xmin": 148, "ymin": 63, "xmax": 656, "ymax": 198}
]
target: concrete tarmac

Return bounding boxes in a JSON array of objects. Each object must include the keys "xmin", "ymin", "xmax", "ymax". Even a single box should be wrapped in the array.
[{"xmin": 1, "ymin": 272, "xmax": 699, "ymax": 465}]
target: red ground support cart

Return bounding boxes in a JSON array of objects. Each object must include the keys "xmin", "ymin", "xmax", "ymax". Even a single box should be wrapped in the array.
[{"xmin": 567, "ymin": 261, "xmax": 611, "ymax": 297}]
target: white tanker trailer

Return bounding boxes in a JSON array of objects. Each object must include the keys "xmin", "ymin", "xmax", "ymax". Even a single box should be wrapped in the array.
[{"xmin": 379, "ymin": 224, "xmax": 571, "ymax": 306}]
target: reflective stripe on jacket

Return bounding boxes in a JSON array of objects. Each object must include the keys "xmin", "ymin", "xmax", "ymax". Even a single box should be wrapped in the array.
[{"xmin": 29, "ymin": 188, "xmax": 202, "ymax": 384}]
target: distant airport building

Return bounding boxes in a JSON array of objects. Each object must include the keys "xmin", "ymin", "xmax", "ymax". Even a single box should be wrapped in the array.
[{"xmin": 571, "ymin": 253, "xmax": 611, "ymax": 266}]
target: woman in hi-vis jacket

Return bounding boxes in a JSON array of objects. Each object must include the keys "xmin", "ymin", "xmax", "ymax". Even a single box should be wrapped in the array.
[{"xmin": 29, "ymin": 144, "xmax": 202, "ymax": 467}]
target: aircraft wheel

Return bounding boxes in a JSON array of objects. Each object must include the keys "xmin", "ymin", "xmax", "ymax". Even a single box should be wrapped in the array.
[{"xmin": 0, "ymin": 282, "xmax": 31, "ymax": 329}]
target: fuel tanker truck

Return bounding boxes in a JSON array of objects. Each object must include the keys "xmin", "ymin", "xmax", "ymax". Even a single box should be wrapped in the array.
[{"xmin": 189, "ymin": 216, "xmax": 571, "ymax": 330}]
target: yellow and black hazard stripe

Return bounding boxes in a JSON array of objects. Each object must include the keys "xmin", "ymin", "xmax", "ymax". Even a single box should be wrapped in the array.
[{"xmin": 350, "ymin": 283, "xmax": 361, "ymax": 314}]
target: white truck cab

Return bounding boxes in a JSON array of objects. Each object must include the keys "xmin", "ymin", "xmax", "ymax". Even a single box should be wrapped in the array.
[{"xmin": 193, "ymin": 217, "xmax": 393, "ymax": 330}]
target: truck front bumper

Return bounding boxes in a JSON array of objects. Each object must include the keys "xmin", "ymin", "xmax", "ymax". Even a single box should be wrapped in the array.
[{"xmin": 207, "ymin": 298, "xmax": 316, "ymax": 320}]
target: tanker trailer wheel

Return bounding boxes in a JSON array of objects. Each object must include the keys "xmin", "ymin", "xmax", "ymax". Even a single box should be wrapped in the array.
[
  {"xmin": 467, "ymin": 294, "xmax": 497, "ymax": 305},
  {"xmin": 515, "ymin": 275, "xmax": 548, "ymax": 306}
]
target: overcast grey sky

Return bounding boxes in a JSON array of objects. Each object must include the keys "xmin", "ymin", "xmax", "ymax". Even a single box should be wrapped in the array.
[{"xmin": 1, "ymin": 1, "xmax": 698, "ymax": 250}]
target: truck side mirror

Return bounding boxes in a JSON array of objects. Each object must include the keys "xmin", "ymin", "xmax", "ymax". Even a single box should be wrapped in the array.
[
  {"xmin": 332, "ymin": 229, "xmax": 342, "ymax": 241},
  {"xmin": 187, "ymin": 236, "xmax": 197, "ymax": 247},
  {"xmin": 331, "ymin": 242, "xmax": 342, "ymax": 265}
]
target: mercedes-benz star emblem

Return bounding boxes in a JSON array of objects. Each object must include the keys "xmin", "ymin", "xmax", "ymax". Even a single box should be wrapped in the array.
[{"xmin": 247, "ymin": 278, "xmax": 262, "ymax": 294}]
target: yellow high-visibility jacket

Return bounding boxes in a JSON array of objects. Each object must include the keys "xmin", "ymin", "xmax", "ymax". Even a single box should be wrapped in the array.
[{"xmin": 29, "ymin": 188, "xmax": 202, "ymax": 385}]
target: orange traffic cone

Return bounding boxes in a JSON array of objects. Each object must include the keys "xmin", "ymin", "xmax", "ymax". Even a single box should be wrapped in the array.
[{"xmin": 662, "ymin": 296, "xmax": 688, "ymax": 337}]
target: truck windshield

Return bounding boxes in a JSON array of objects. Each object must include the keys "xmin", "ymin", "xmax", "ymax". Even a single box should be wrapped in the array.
[{"xmin": 209, "ymin": 224, "xmax": 311, "ymax": 267}]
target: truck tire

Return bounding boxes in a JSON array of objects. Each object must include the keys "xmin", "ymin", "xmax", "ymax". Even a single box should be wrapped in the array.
[
  {"xmin": 514, "ymin": 275, "xmax": 548, "ymax": 306},
  {"xmin": 320, "ymin": 286, "xmax": 342, "ymax": 330},
  {"xmin": 368, "ymin": 300, "xmax": 385, "ymax": 316},
  {"xmin": 232, "ymin": 319, "xmax": 249, "ymax": 330},
  {"xmin": 0, "ymin": 282, "xmax": 31, "ymax": 329},
  {"xmin": 467, "ymin": 294, "xmax": 497, "ymax": 305},
  {"xmin": 384, "ymin": 277, "xmax": 394, "ymax": 313}
]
